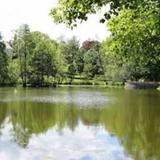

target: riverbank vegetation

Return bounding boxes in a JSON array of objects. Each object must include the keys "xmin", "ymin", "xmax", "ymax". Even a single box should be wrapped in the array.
[
  {"xmin": 0, "ymin": 27, "xmax": 107, "ymax": 87},
  {"xmin": 0, "ymin": 0, "xmax": 160, "ymax": 87}
]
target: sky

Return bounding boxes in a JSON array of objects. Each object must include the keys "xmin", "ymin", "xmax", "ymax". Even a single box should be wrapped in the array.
[
  {"xmin": 0, "ymin": 122, "xmax": 131, "ymax": 160},
  {"xmin": 0, "ymin": 0, "xmax": 110, "ymax": 42}
]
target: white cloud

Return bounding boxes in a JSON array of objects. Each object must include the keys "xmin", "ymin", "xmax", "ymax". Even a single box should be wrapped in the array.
[
  {"xmin": 0, "ymin": 122, "xmax": 132, "ymax": 160},
  {"xmin": 0, "ymin": 0, "xmax": 110, "ymax": 42}
]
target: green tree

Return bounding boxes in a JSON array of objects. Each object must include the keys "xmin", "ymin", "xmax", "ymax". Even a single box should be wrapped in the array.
[
  {"xmin": 29, "ymin": 32, "xmax": 57, "ymax": 86},
  {"xmin": 7, "ymin": 59, "xmax": 20, "ymax": 85},
  {"xmin": 50, "ymin": 0, "xmax": 159, "ymax": 26},
  {"xmin": 30, "ymin": 43, "xmax": 56, "ymax": 86},
  {"xmin": 55, "ymin": 41, "xmax": 68, "ymax": 83},
  {"xmin": 103, "ymin": 4, "xmax": 160, "ymax": 81},
  {"xmin": 0, "ymin": 34, "xmax": 9, "ymax": 85},
  {"xmin": 12, "ymin": 24, "xmax": 34, "ymax": 87},
  {"xmin": 75, "ymin": 48, "xmax": 84, "ymax": 75},
  {"xmin": 62, "ymin": 37, "xmax": 80, "ymax": 82},
  {"xmin": 83, "ymin": 41, "xmax": 104, "ymax": 78}
]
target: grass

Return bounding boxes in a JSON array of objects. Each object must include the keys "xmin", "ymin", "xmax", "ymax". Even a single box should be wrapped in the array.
[{"xmin": 58, "ymin": 76, "xmax": 124, "ymax": 88}]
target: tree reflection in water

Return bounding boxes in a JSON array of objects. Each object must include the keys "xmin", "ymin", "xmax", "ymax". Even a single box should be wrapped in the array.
[{"xmin": 0, "ymin": 88, "xmax": 159, "ymax": 159}]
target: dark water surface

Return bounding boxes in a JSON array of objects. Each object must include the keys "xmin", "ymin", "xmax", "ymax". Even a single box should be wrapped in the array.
[{"xmin": 0, "ymin": 87, "xmax": 159, "ymax": 160}]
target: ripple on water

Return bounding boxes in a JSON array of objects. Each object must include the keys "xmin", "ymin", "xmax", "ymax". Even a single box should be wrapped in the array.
[
  {"xmin": 31, "ymin": 91, "xmax": 109, "ymax": 107},
  {"xmin": 0, "ymin": 90, "xmax": 110, "ymax": 108}
]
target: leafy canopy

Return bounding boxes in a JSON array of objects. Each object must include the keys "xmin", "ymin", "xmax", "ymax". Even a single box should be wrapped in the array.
[
  {"xmin": 50, "ymin": 0, "xmax": 160, "ymax": 26},
  {"xmin": 102, "ymin": 3, "xmax": 160, "ymax": 81}
]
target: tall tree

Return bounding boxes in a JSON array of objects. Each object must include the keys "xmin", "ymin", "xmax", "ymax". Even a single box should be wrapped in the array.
[
  {"xmin": 83, "ymin": 41, "xmax": 104, "ymax": 78},
  {"xmin": 103, "ymin": 4, "xmax": 160, "ymax": 81},
  {"xmin": 55, "ymin": 41, "xmax": 68, "ymax": 83},
  {"xmin": 62, "ymin": 37, "xmax": 80, "ymax": 82},
  {"xmin": 0, "ymin": 34, "xmax": 9, "ymax": 85},
  {"xmin": 29, "ymin": 31, "xmax": 57, "ymax": 86},
  {"xmin": 12, "ymin": 24, "xmax": 34, "ymax": 87}
]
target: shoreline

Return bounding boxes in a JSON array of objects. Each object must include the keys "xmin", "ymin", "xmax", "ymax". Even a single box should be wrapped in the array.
[
  {"xmin": 125, "ymin": 81, "xmax": 160, "ymax": 89},
  {"xmin": 0, "ymin": 81, "xmax": 159, "ymax": 90}
]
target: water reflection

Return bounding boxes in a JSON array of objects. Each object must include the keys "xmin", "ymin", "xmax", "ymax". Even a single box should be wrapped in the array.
[
  {"xmin": 0, "ymin": 88, "xmax": 159, "ymax": 159},
  {"xmin": 0, "ymin": 89, "xmax": 109, "ymax": 107}
]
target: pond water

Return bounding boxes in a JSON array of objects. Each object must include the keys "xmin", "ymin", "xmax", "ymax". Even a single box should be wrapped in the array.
[{"xmin": 0, "ymin": 87, "xmax": 160, "ymax": 160}]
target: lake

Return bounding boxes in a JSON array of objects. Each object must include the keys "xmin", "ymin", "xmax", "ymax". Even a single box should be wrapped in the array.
[{"xmin": 0, "ymin": 87, "xmax": 160, "ymax": 160}]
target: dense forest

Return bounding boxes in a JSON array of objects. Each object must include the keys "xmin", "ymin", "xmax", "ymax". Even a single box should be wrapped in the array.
[
  {"xmin": 51, "ymin": 0, "xmax": 160, "ymax": 81},
  {"xmin": 0, "ymin": 0, "xmax": 160, "ymax": 87},
  {"xmin": 0, "ymin": 25, "xmax": 106, "ymax": 87}
]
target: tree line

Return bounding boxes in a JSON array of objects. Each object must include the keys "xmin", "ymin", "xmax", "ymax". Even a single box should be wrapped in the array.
[
  {"xmin": 0, "ymin": 24, "xmax": 105, "ymax": 87},
  {"xmin": 50, "ymin": 0, "xmax": 160, "ymax": 83},
  {"xmin": 0, "ymin": 14, "xmax": 160, "ymax": 87}
]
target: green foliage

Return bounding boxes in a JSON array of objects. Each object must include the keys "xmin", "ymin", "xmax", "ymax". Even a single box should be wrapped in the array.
[
  {"xmin": 74, "ymin": 49, "xmax": 84, "ymax": 74},
  {"xmin": 11, "ymin": 29, "xmax": 58, "ymax": 87},
  {"xmin": 2, "ymin": 6, "xmax": 160, "ymax": 86},
  {"xmin": 55, "ymin": 41, "xmax": 68, "ymax": 83},
  {"xmin": 0, "ymin": 35, "xmax": 9, "ymax": 85},
  {"xmin": 50, "ymin": 0, "xmax": 160, "ymax": 26},
  {"xmin": 30, "ymin": 42, "xmax": 56, "ymax": 87},
  {"xmin": 60, "ymin": 37, "xmax": 81, "ymax": 81},
  {"xmin": 28, "ymin": 32, "xmax": 57, "ymax": 86},
  {"xmin": 8, "ymin": 59, "xmax": 20, "ymax": 85},
  {"xmin": 83, "ymin": 42, "xmax": 104, "ymax": 78},
  {"xmin": 12, "ymin": 24, "xmax": 34, "ymax": 87},
  {"xmin": 50, "ymin": 0, "xmax": 160, "ymax": 82},
  {"xmin": 0, "ymin": 25, "xmax": 106, "ymax": 87},
  {"xmin": 102, "ymin": 4, "xmax": 160, "ymax": 81}
]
